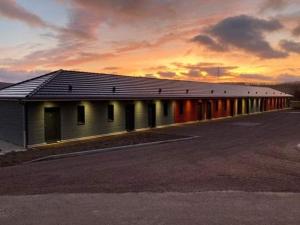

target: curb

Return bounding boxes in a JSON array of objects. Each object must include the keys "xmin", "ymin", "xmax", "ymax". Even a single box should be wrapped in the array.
[{"xmin": 27, "ymin": 136, "xmax": 200, "ymax": 164}]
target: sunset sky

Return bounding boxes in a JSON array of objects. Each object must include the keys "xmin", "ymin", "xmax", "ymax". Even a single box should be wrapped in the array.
[{"xmin": 0, "ymin": 0, "xmax": 300, "ymax": 83}]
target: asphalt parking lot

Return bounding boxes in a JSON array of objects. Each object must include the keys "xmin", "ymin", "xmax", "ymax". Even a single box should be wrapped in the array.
[
  {"xmin": 1, "ymin": 110, "xmax": 300, "ymax": 194},
  {"xmin": 0, "ymin": 110, "xmax": 300, "ymax": 224}
]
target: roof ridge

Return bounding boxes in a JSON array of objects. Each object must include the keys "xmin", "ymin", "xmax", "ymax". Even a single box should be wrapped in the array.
[{"xmin": 26, "ymin": 70, "xmax": 63, "ymax": 98}]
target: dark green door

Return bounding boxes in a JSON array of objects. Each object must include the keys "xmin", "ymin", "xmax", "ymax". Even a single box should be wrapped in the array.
[
  {"xmin": 125, "ymin": 104, "xmax": 135, "ymax": 131},
  {"xmin": 230, "ymin": 99, "xmax": 235, "ymax": 116},
  {"xmin": 238, "ymin": 99, "xmax": 243, "ymax": 114},
  {"xmin": 245, "ymin": 99, "xmax": 250, "ymax": 114},
  {"xmin": 148, "ymin": 103, "xmax": 156, "ymax": 127},
  {"xmin": 260, "ymin": 99, "xmax": 264, "ymax": 112},
  {"xmin": 44, "ymin": 107, "xmax": 61, "ymax": 143}
]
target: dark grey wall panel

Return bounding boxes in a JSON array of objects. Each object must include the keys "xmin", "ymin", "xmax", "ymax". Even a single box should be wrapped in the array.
[
  {"xmin": 27, "ymin": 100, "xmax": 176, "ymax": 146},
  {"xmin": 0, "ymin": 101, "xmax": 24, "ymax": 146}
]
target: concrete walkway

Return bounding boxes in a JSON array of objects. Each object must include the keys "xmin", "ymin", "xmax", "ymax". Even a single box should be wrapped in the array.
[
  {"xmin": 0, "ymin": 191, "xmax": 299, "ymax": 225},
  {"xmin": 0, "ymin": 140, "xmax": 25, "ymax": 155}
]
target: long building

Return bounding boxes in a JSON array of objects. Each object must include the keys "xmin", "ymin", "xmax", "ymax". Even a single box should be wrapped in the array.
[{"xmin": 0, "ymin": 70, "xmax": 292, "ymax": 147}]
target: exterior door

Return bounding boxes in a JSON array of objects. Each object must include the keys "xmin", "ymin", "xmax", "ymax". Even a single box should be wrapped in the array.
[
  {"xmin": 238, "ymin": 99, "xmax": 243, "ymax": 115},
  {"xmin": 125, "ymin": 104, "xmax": 135, "ymax": 131},
  {"xmin": 197, "ymin": 102, "xmax": 203, "ymax": 120},
  {"xmin": 44, "ymin": 107, "xmax": 61, "ymax": 143},
  {"xmin": 206, "ymin": 101, "xmax": 212, "ymax": 119},
  {"xmin": 245, "ymin": 99, "xmax": 250, "ymax": 114},
  {"xmin": 148, "ymin": 103, "xmax": 156, "ymax": 128},
  {"xmin": 230, "ymin": 99, "xmax": 235, "ymax": 116},
  {"xmin": 260, "ymin": 98, "xmax": 264, "ymax": 111}
]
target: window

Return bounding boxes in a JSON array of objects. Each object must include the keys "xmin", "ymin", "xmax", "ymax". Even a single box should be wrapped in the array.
[
  {"xmin": 108, "ymin": 104, "xmax": 114, "ymax": 121},
  {"xmin": 214, "ymin": 100, "xmax": 219, "ymax": 112},
  {"xmin": 179, "ymin": 102, "xmax": 184, "ymax": 115},
  {"xmin": 163, "ymin": 102, "xmax": 169, "ymax": 117},
  {"xmin": 77, "ymin": 106, "xmax": 85, "ymax": 125}
]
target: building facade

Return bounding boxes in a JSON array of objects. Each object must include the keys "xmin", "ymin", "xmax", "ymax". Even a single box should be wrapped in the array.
[{"xmin": 0, "ymin": 70, "xmax": 292, "ymax": 147}]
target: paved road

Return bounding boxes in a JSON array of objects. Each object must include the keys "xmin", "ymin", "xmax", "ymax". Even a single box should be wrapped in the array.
[{"xmin": 1, "ymin": 191, "xmax": 299, "ymax": 225}]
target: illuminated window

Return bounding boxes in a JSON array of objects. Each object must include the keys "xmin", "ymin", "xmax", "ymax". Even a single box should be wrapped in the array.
[
  {"xmin": 108, "ymin": 104, "xmax": 114, "ymax": 121},
  {"xmin": 77, "ymin": 106, "xmax": 85, "ymax": 125}
]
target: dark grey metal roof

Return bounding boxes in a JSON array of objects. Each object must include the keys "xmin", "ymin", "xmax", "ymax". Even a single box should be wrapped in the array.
[{"xmin": 0, "ymin": 70, "xmax": 292, "ymax": 100}]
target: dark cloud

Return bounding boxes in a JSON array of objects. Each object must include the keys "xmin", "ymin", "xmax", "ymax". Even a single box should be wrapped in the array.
[
  {"xmin": 0, "ymin": 0, "xmax": 48, "ymax": 27},
  {"xmin": 173, "ymin": 62, "xmax": 237, "ymax": 77},
  {"xmin": 181, "ymin": 69, "xmax": 201, "ymax": 77},
  {"xmin": 201, "ymin": 66, "xmax": 237, "ymax": 76},
  {"xmin": 191, "ymin": 35, "xmax": 225, "ymax": 51},
  {"xmin": 279, "ymin": 40, "xmax": 300, "ymax": 53},
  {"xmin": 192, "ymin": 15, "xmax": 288, "ymax": 59},
  {"xmin": 181, "ymin": 66, "xmax": 237, "ymax": 78}
]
